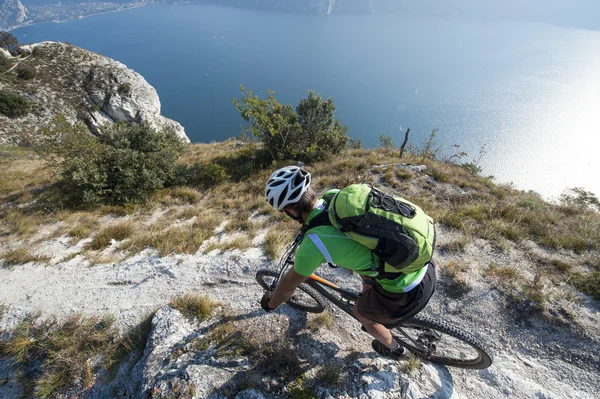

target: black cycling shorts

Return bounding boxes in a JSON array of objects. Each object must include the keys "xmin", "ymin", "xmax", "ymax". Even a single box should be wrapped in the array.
[{"xmin": 354, "ymin": 262, "xmax": 436, "ymax": 326}]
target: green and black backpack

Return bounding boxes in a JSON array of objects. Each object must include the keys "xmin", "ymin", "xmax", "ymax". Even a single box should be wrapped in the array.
[{"xmin": 307, "ymin": 184, "xmax": 436, "ymax": 279}]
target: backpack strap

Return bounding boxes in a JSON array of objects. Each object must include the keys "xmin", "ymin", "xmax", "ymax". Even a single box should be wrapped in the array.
[{"xmin": 305, "ymin": 194, "xmax": 336, "ymax": 267}]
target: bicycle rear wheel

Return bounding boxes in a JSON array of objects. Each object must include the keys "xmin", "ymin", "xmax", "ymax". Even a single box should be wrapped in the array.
[
  {"xmin": 256, "ymin": 270, "xmax": 326, "ymax": 313},
  {"xmin": 393, "ymin": 315, "xmax": 493, "ymax": 369}
]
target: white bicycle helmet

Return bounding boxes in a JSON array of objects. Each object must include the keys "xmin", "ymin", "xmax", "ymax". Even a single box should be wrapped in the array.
[{"xmin": 265, "ymin": 166, "xmax": 311, "ymax": 210}]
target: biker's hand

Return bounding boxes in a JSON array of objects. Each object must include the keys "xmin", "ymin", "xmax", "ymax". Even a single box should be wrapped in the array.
[{"xmin": 260, "ymin": 292, "xmax": 276, "ymax": 312}]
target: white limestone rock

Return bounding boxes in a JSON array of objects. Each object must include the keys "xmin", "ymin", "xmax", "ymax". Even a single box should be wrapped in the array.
[
  {"xmin": 0, "ymin": 48, "xmax": 12, "ymax": 59},
  {"xmin": 0, "ymin": 41, "xmax": 189, "ymax": 145}
]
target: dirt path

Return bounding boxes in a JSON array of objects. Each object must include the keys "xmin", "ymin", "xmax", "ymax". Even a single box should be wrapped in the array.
[{"xmin": 1, "ymin": 235, "xmax": 599, "ymax": 398}]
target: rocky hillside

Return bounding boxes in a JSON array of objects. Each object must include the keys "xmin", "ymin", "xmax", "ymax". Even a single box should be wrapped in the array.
[
  {"xmin": 0, "ymin": 141, "xmax": 598, "ymax": 398},
  {"xmin": 0, "ymin": 0, "xmax": 27, "ymax": 31},
  {"xmin": 0, "ymin": 41, "xmax": 189, "ymax": 145}
]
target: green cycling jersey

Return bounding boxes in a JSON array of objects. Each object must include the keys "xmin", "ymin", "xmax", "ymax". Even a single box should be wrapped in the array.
[{"xmin": 293, "ymin": 191, "xmax": 428, "ymax": 293}]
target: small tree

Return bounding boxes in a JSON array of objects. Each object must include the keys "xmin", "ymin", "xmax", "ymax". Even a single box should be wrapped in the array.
[
  {"xmin": 0, "ymin": 90, "xmax": 31, "ymax": 118},
  {"xmin": 0, "ymin": 31, "xmax": 18, "ymax": 55},
  {"xmin": 233, "ymin": 86, "xmax": 348, "ymax": 163},
  {"xmin": 118, "ymin": 82, "xmax": 132, "ymax": 97},
  {"xmin": 0, "ymin": 52, "xmax": 11, "ymax": 73},
  {"xmin": 40, "ymin": 116, "xmax": 187, "ymax": 206},
  {"xmin": 17, "ymin": 67, "xmax": 36, "ymax": 80},
  {"xmin": 378, "ymin": 134, "xmax": 395, "ymax": 149}
]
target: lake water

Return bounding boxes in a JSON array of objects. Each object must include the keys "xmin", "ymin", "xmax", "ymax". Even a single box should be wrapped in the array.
[{"xmin": 12, "ymin": 4, "xmax": 600, "ymax": 199}]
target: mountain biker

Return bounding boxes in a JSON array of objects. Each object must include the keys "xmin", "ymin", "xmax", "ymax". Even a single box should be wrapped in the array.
[{"xmin": 260, "ymin": 165, "xmax": 437, "ymax": 361}]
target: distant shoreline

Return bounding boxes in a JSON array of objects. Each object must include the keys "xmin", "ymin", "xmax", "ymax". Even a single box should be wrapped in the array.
[{"xmin": 8, "ymin": 3, "xmax": 149, "ymax": 33}]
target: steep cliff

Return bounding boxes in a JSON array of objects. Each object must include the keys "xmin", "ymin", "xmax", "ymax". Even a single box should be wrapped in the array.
[
  {"xmin": 0, "ymin": 41, "xmax": 189, "ymax": 145},
  {"xmin": 0, "ymin": 0, "xmax": 28, "ymax": 31}
]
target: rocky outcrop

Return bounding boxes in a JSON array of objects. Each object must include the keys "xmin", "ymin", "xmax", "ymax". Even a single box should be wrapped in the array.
[
  {"xmin": 0, "ymin": 0, "xmax": 27, "ymax": 31},
  {"xmin": 96, "ymin": 306, "xmax": 420, "ymax": 399},
  {"xmin": 0, "ymin": 41, "xmax": 189, "ymax": 145}
]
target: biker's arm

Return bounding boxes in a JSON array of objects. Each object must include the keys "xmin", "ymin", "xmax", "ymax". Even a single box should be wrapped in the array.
[{"xmin": 268, "ymin": 268, "xmax": 308, "ymax": 309}]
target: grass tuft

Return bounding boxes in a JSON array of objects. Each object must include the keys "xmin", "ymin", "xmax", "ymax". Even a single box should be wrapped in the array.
[
  {"xmin": 2, "ymin": 248, "xmax": 51, "ymax": 267},
  {"xmin": 124, "ymin": 213, "xmax": 221, "ymax": 256},
  {"xmin": 0, "ymin": 313, "xmax": 150, "ymax": 398},
  {"xmin": 484, "ymin": 263, "xmax": 521, "ymax": 289},
  {"xmin": 263, "ymin": 229, "xmax": 294, "ymax": 260},
  {"xmin": 87, "ymin": 221, "xmax": 134, "ymax": 250},
  {"xmin": 402, "ymin": 353, "xmax": 422, "ymax": 375},
  {"xmin": 570, "ymin": 271, "xmax": 600, "ymax": 300},
  {"xmin": 170, "ymin": 293, "xmax": 221, "ymax": 322},
  {"xmin": 306, "ymin": 313, "xmax": 334, "ymax": 331},
  {"xmin": 317, "ymin": 362, "xmax": 344, "ymax": 386},
  {"xmin": 205, "ymin": 235, "xmax": 253, "ymax": 253}
]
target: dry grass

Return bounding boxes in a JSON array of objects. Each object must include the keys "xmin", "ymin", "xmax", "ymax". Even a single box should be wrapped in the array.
[
  {"xmin": 0, "ymin": 146, "xmax": 54, "ymax": 200},
  {"xmin": 484, "ymin": 263, "xmax": 521, "ymax": 289},
  {"xmin": 402, "ymin": 353, "xmax": 422, "ymax": 375},
  {"xmin": 86, "ymin": 221, "xmax": 134, "ymax": 250},
  {"xmin": 440, "ymin": 260, "xmax": 472, "ymax": 297},
  {"xmin": 204, "ymin": 235, "xmax": 253, "ymax": 253},
  {"xmin": 1, "ymin": 141, "xmax": 599, "ymax": 316},
  {"xmin": 192, "ymin": 316, "xmax": 303, "ymax": 382},
  {"xmin": 123, "ymin": 213, "xmax": 221, "ymax": 256},
  {"xmin": 316, "ymin": 362, "xmax": 344, "ymax": 386},
  {"xmin": 437, "ymin": 234, "xmax": 472, "ymax": 253},
  {"xmin": 170, "ymin": 293, "xmax": 221, "ymax": 322},
  {"xmin": 0, "ymin": 312, "xmax": 152, "ymax": 399},
  {"xmin": 570, "ymin": 271, "xmax": 600, "ymax": 300},
  {"xmin": 306, "ymin": 313, "xmax": 334, "ymax": 331},
  {"xmin": 85, "ymin": 252, "xmax": 120, "ymax": 266},
  {"xmin": 148, "ymin": 186, "xmax": 201, "ymax": 206},
  {"xmin": 2, "ymin": 248, "xmax": 51, "ymax": 267},
  {"xmin": 0, "ymin": 208, "xmax": 45, "ymax": 238},
  {"xmin": 263, "ymin": 228, "xmax": 295, "ymax": 260},
  {"xmin": 59, "ymin": 252, "xmax": 80, "ymax": 263}
]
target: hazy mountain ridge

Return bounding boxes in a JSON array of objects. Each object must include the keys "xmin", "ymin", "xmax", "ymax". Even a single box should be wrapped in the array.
[
  {"xmin": 5, "ymin": 0, "xmax": 600, "ymax": 32},
  {"xmin": 0, "ymin": 0, "xmax": 28, "ymax": 31}
]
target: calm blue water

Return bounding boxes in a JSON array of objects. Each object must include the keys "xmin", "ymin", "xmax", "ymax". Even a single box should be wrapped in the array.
[{"xmin": 12, "ymin": 5, "xmax": 600, "ymax": 198}]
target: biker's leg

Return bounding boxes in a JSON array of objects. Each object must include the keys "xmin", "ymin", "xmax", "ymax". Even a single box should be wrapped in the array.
[{"xmin": 353, "ymin": 305, "xmax": 398, "ymax": 348}]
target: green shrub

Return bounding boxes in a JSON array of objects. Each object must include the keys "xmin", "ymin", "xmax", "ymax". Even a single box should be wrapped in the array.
[
  {"xmin": 0, "ymin": 52, "xmax": 12, "ymax": 72},
  {"xmin": 39, "ymin": 116, "xmax": 186, "ymax": 206},
  {"xmin": 0, "ymin": 90, "xmax": 31, "ymax": 118},
  {"xmin": 0, "ymin": 31, "xmax": 18, "ymax": 54},
  {"xmin": 460, "ymin": 162, "xmax": 482, "ymax": 176},
  {"xmin": 571, "ymin": 271, "xmax": 600, "ymax": 300},
  {"xmin": 117, "ymin": 82, "xmax": 132, "ymax": 97},
  {"xmin": 378, "ymin": 134, "xmax": 395, "ymax": 149},
  {"xmin": 16, "ymin": 67, "xmax": 36, "ymax": 80},
  {"xmin": 348, "ymin": 137, "xmax": 363, "ymax": 149},
  {"xmin": 560, "ymin": 187, "xmax": 600, "ymax": 210},
  {"xmin": 233, "ymin": 86, "xmax": 348, "ymax": 163}
]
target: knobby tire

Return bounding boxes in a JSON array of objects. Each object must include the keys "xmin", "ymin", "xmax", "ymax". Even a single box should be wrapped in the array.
[
  {"xmin": 256, "ymin": 269, "xmax": 326, "ymax": 313},
  {"xmin": 394, "ymin": 315, "xmax": 493, "ymax": 369}
]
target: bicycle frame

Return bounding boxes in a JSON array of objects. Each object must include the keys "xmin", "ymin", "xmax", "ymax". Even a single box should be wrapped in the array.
[
  {"xmin": 263, "ymin": 231, "xmax": 493, "ymax": 369},
  {"xmin": 272, "ymin": 230, "xmax": 361, "ymax": 318},
  {"xmin": 274, "ymin": 230, "xmax": 435, "ymax": 356}
]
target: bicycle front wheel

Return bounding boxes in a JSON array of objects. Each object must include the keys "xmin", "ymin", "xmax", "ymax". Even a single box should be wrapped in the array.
[
  {"xmin": 393, "ymin": 315, "xmax": 493, "ymax": 369},
  {"xmin": 256, "ymin": 270, "xmax": 326, "ymax": 313}
]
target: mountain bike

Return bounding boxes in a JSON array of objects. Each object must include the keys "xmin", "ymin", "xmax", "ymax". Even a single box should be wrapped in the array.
[{"xmin": 256, "ymin": 231, "xmax": 493, "ymax": 369}]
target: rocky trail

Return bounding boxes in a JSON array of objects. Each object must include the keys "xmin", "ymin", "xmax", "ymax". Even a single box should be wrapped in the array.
[{"xmin": 1, "ymin": 228, "xmax": 599, "ymax": 398}]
